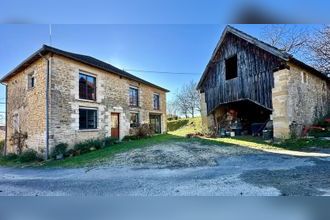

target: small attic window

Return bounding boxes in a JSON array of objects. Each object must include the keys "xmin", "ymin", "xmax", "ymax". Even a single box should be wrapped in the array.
[
  {"xmin": 225, "ymin": 55, "xmax": 237, "ymax": 80},
  {"xmin": 28, "ymin": 72, "xmax": 35, "ymax": 89},
  {"xmin": 301, "ymin": 71, "xmax": 308, "ymax": 84}
]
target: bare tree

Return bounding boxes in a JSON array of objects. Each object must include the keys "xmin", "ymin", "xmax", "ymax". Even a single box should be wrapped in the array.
[
  {"xmin": 307, "ymin": 25, "xmax": 330, "ymax": 73},
  {"xmin": 166, "ymin": 100, "xmax": 178, "ymax": 118},
  {"xmin": 262, "ymin": 25, "xmax": 309, "ymax": 55},
  {"xmin": 175, "ymin": 89, "xmax": 190, "ymax": 118},
  {"xmin": 174, "ymin": 81, "xmax": 200, "ymax": 118}
]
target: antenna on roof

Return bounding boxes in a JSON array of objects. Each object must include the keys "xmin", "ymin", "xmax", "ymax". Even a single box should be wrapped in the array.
[{"xmin": 49, "ymin": 24, "xmax": 52, "ymax": 46}]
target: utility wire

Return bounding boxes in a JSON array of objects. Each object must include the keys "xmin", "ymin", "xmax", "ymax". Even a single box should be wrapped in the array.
[{"xmin": 123, "ymin": 68, "xmax": 200, "ymax": 75}]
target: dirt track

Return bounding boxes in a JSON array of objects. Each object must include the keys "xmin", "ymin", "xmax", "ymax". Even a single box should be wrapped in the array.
[{"xmin": 0, "ymin": 141, "xmax": 329, "ymax": 196}]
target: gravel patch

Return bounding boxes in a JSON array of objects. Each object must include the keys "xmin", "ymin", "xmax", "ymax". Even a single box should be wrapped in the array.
[{"xmin": 106, "ymin": 141, "xmax": 258, "ymax": 169}]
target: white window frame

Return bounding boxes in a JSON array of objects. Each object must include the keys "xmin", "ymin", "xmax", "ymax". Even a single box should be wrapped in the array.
[
  {"xmin": 129, "ymin": 86, "xmax": 139, "ymax": 107},
  {"xmin": 27, "ymin": 71, "xmax": 35, "ymax": 90},
  {"xmin": 301, "ymin": 71, "xmax": 308, "ymax": 84},
  {"xmin": 153, "ymin": 93, "xmax": 160, "ymax": 110}
]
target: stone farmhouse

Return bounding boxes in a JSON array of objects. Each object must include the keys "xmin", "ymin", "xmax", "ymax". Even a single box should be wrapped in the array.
[
  {"xmin": 1, "ymin": 45, "xmax": 168, "ymax": 156},
  {"xmin": 197, "ymin": 25, "xmax": 330, "ymax": 138}
]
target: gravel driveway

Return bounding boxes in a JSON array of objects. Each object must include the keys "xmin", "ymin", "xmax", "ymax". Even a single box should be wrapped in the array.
[{"xmin": 0, "ymin": 141, "xmax": 329, "ymax": 196}]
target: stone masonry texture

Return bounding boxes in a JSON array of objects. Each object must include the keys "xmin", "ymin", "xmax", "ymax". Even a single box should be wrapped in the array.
[{"xmin": 5, "ymin": 54, "xmax": 167, "ymax": 154}]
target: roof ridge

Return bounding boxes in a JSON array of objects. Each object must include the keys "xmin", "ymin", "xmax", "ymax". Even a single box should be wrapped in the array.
[
  {"xmin": 1, "ymin": 45, "xmax": 169, "ymax": 92},
  {"xmin": 225, "ymin": 25, "xmax": 292, "ymax": 58}
]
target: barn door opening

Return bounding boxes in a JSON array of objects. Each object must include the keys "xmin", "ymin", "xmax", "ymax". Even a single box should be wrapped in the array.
[{"xmin": 215, "ymin": 100, "xmax": 272, "ymax": 136}]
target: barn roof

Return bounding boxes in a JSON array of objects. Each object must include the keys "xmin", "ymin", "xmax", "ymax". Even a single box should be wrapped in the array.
[
  {"xmin": 0, "ymin": 45, "xmax": 169, "ymax": 92},
  {"xmin": 197, "ymin": 25, "xmax": 329, "ymax": 90}
]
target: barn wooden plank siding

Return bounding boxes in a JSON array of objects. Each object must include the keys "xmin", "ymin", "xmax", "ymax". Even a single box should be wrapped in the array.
[{"xmin": 200, "ymin": 32, "xmax": 283, "ymax": 114}]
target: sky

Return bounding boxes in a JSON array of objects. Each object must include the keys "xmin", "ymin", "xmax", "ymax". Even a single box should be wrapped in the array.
[{"xmin": 0, "ymin": 24, "xmax": 319, "ymax": 124}]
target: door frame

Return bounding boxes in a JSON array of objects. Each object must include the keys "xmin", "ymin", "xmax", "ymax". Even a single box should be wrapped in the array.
[
  {"xmin": 111, "ymin": 112, "xmax": 120, "ymax": 139},
  {"xmin": 149, "ymin": 113, "xmax": 162, "ymax": 134}
]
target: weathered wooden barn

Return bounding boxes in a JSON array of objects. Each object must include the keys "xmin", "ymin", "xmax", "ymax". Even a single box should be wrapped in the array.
[{"xmin": 197, "ymin": 25, "xmax": 330, "ymax": 138}]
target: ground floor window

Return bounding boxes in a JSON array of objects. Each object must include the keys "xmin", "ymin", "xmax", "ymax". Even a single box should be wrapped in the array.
[
  {"xmin": 79, "ymin": 108, "xmax": 97, "ymax": 129},
  {"xmin": 130, "ymin": 112, "xmax": 139, "ymax": 127}
]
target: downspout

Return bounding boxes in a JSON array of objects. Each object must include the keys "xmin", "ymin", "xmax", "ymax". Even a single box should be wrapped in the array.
[
  {"xmin": 0, "ymin": 83, "xmax": 8, "ymax": 156},
  {"xmin": 5, "ymin": 84, "xmax": 7, "ymax": 156},
  {"xmin": 39, "ymin": 53, "xmax": 51, "ymax": 160}
]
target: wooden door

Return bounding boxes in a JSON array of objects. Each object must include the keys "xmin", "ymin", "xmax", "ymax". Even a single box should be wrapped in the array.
[{"xmin": 111, "ymin": 113, "xmax": 120, "ymax": 139}]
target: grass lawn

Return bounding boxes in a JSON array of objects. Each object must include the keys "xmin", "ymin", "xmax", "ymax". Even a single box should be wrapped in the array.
[
  {"xmin": 0, "ymin": 134, "xmax": 188, "ymax": 168},
  {"xmin": 45, "ymin": 134, "xmax": 188, "ymax": 168},
  {"xmin": 169, "ymin": 117, "xmax": 329, "ymax": 151}
]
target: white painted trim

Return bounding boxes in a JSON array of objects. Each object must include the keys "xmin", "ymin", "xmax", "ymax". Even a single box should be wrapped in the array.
[{"xmin": 79, "ymin": 69, "xmax": 97, "ymax": 77}]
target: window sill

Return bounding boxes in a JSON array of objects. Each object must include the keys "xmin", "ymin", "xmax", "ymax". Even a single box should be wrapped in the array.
[
  {"xmin": 129, "ymin": 105, "xmax": 141, "ymax": 108},
  {"xmin": 77, "ymin": 98, "xmax": 99, "ymax": 103},
  {"xmin": 78, "ymin": 129, "xmax": 100, "ymax": 132}
]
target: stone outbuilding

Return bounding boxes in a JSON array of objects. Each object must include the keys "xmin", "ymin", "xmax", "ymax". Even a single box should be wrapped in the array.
[
  {"xmin": 1, "ymin": 45, "xmax": 169, "ymax": 157},
  {"xmin": 197, "ymin": 25, "xmax": 330, "ymax": 139}
]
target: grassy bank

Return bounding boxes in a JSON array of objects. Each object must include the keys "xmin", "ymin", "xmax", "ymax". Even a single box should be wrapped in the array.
[{"xmin": 168, "ymin": 117, "xmax": 203, "ymax": 136}]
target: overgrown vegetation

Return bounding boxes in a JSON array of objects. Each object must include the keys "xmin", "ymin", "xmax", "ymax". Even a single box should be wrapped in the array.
[
  {"xmin": 308, "ymin": 112, "xmax": 330, "ymax": 137},
  {"xmin": 135, "ymin": 123, "xmax": 154, "ymax": 138},
  {"xmin": 51, "ymin": 143, "xmax": 68, "ymax": 159},
  {"xmin": 9, "ymin": 131, "xmax": 28, "ymax": 154},
  {"xmin": 18, "ymin": 149, "xmax": 41, "ymax": 163},
  {"xmin": 0, "ymin": 139, "xmax": 4, "ymax": 155}
]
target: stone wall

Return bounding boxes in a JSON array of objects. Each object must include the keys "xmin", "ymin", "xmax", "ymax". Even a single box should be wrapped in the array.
[
  {"xmin": 5, "ymin": 58, "xmax": 47, "ymax": 154},
  {"xmin": 0, "ymin": 130, "xmax": 5, "ymax": 141},
  {"xmin": 49, "ymin": 55, "xmax": 167, "ymax": 150},
  {"xmin": 272, "ymin": 68, "xmax": 291, "ymax": 138},
  {"xmin": 272, "ymin": 64, "xmax": 330, "ymax": 138},
  {"xmin": 200, "ymin": 92, "xmax": 209, "ymax": 128}
]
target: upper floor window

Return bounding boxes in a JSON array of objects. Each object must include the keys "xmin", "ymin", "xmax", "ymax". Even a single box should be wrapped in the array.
[
  {"xmin": 225, "ymin": 55, "xmax": 238, "ymax": 80},
  {"xmin": 28, "ymin": 72, "xmax": 35, "ymax": 89},
  {"xmin": 79, "ymin": 108, "xmax": 97, "ymax": 130},
  {"xmin": 129, "ymin": 87, "xmax": 139, "ymax": 107},
  {"xmin": 153, "ymin": 93, "xmax": 160, "ymax": 110},
  {"xmin": 130, "ymin": 112, "xmax": 139, "ymax": 127},
  {"xmin": 79, "ymin": 73, "xmax": 96, "ymax": 100}
]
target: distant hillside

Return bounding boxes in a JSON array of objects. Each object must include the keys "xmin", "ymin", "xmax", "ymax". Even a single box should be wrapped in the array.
[{"xmin": 167, "ymin": 117, "xmax": 202, "ymax": 136}]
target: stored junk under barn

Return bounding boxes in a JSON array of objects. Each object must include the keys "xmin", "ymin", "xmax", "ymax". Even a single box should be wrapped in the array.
[{"xmin": 197, "ymin": 25, "xmax": 330, "ymax": 139}]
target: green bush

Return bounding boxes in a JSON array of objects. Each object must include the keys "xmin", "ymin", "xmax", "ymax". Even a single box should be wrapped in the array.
[
  {"xmin": 103, "ymin": 137, "xmax": 117, "ymax": 147},
  {"xmin": 136, "ymin": 123, "xmax": 154, "ymax": 138},
  {"xmin": 74, "ymin": 139, "xmax": 103, "ymax": 155},
  {"xmin": 64, "ymin": 149, "xmax": 76, "ymax": 158},
  {"xmin": 74, "ymin": 142, "xmax": 90, "ymax": 154},
  {"xmin": 0, "ymin": 140, "xmax": 4, "ymax": 154},
  {"xmin": 18, "ymin": 149, "xmax": 41, "ymax": 163},
  {"xmin": 4, "ymin": 153, "xmax": 18, "ymax": 161},
  {"xmin": 51, "ymin": 143, "xmax": 68, "ymax": 159}
]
